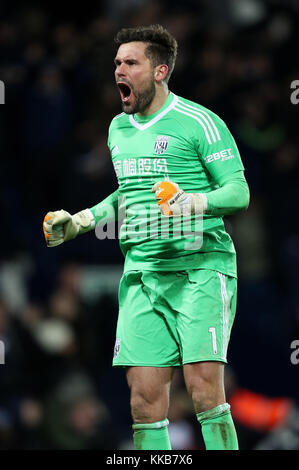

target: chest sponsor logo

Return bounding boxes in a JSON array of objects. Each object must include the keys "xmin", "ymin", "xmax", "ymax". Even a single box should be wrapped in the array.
[
  {"xmin": 204, "ymin": 148, "xmax": 234, "ymax": 164},
  {"xmin": 154, "ymin": 135, "xmax": 170, "ymax": 155},
  {"xmin": 113, "ymin": 157, "xmax": 169, "ymax": 180}
]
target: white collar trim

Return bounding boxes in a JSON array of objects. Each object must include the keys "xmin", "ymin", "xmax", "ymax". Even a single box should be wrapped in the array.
[{"xmin": 129, "ymin": 93, "xmax": 178, "ymax": 131}]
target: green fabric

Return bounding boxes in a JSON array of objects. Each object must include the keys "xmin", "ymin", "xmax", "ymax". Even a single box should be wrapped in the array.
[
  {"xmin": 132, "ymin": 420, "xmax": 171, "ymax": 450},
  {"xmin": 197, "ymin": 403, "xmax": 239, "ymax": 450},
  {"xmin": 113, "ymin": 269, "xmax": 237, "ymax": 367},
  {"xmin": 90, "ymin": 189, "xmax": 120, "ymax": 225},
  {"xmin": 205, "ymin": 170, "xmax": 250, "ymax": 217},
  {"xmin": 88, "ymin": 91, "xmax": 249, "ymax": 278}
]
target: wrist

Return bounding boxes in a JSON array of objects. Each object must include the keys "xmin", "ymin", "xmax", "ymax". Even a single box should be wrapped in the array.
[
  {"xmin": 191, "ymin": 193, "xmax": 208, "ymax": 214},
  {"xmin": 73, "ymin": 209, "xmax": 95, "ymax": 234}
]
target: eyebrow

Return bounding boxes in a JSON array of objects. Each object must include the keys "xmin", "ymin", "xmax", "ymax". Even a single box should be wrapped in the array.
[{"xmin": 114, "ymin": 57, "xmax": 139, "ymax": 65}]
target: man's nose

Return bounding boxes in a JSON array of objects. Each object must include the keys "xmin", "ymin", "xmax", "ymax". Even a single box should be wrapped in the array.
[{"xmin": 116, "ymin": 62, "xmax": 127, "ymax": 77}]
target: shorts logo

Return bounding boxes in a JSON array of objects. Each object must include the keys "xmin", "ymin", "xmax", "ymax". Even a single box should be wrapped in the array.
[
  {"xmin": 154, "ymin": 136, "xmax": 169, "ymax": 155},
  {"xmin": 113, "ymin": 338, "xmax": 121, "ymax": 358}
]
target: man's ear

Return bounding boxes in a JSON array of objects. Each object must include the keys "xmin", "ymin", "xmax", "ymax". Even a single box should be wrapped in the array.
[{"xmin": 155, "ymin": 64, "xmax": 168, "ymax": 82}]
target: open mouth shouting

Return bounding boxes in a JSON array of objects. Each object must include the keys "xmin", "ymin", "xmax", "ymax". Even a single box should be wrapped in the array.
[{"xmin": 117, "ymin": 81, "xmax": 133, "ymax": 104}]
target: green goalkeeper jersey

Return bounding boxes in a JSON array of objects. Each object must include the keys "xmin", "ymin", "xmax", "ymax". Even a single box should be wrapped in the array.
[{"xmin": 92, "ymin": 92, "xmax": 247, "ymax": 278}]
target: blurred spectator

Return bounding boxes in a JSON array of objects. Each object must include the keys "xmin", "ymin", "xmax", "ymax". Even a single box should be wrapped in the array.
[
  {"xmin": 22, "ymin": 64, "xmax": 73, "ymax": 150},
  {"xmin": 41, "ymin": 372, "xmax": 118, "ymax": 449},
  {"xmin": 20, "ymin": 64, "xmax": 73, "ymax": 212},
  {"xmin": 225, "ymin": 366, "xmax": 296, "ymax": 450},
  {"xmin": 254, "ymin": 403, "xmax": 299, "ymax": 450}
]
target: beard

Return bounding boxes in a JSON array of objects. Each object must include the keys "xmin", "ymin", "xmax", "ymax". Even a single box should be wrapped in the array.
[{"xmin": 122, "ymin": 75, "xmax": 156, "ymax": 115}]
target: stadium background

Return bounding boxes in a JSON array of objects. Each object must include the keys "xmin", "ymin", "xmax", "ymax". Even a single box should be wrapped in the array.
[{"xmin": 0, "ymin": 0, "xmax": 299, "ymax": 450}]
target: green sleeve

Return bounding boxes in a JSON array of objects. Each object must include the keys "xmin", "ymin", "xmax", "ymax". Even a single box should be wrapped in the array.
[
  {"xmin": 195, "ymin": 113, "xmax": 245, "ymax": 179},
  {"xmin": 193, "ymin": 111, "xmax": 249, "ymax": 216},
  {"xmin": 89, "ymin": 189, "xmax": 120, "ymax": 226},
  {"xmin": 205, "ymin": 170, "xmax": 250, "ymax": 216}
]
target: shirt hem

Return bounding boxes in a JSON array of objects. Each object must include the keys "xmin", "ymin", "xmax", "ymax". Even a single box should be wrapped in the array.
[{"xmin": 123, "ymin": 255, "xmax": 237, "ymax": 279}]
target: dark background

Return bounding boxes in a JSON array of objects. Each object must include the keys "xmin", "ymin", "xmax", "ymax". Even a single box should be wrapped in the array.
[{"xmin": 0, "ymin": 0, "xmax": 299, "ymax": 450}]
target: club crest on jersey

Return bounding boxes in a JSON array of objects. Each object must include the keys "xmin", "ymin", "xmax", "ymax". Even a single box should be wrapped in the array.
[{"xmin": 154, "ymin": 135, "xmax": 169, "ymax": 155}]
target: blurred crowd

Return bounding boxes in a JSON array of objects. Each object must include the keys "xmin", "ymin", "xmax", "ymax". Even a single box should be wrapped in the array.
[{"xmin": 1, "ymin": 0, "xmax": 299, "ymax": 450}]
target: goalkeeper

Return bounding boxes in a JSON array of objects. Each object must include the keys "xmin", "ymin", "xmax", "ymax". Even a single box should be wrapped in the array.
[{"xmin": 43, "ymin": 24, "xmax": 250, "ymax": 451}]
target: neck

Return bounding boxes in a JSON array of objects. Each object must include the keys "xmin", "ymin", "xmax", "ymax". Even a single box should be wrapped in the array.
[{"xmin": 137, "ymin": 83, "xmax": 169, "ymax": 116}]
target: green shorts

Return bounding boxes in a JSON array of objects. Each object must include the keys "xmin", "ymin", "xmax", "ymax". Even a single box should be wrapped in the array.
[{"xmin": 113, "ymin": 269, "xmax": 237, "ymax": 367}]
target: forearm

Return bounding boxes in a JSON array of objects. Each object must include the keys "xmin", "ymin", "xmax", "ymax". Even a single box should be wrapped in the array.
[
  {"xmin": 89, "ymin": 189, "xmax": 120, "ymax": 226},
  {"xmin": 203, "ymin": 172, "xmax": 250, "ymax": 217}
]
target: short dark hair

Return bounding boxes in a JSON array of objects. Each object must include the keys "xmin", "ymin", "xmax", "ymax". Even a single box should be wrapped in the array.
[{"xmin": 114, "ymin": 24, "xmax": 178, "ymax": 83}]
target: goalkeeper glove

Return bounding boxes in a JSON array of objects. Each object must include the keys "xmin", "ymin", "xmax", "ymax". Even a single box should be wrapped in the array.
[
  {"xmin": 43, "ymin": 209, "xmax": 94, "ymax": 247},
  {"xmin": 151, "ymin": 181, "xmax": 207, "ymax": 216}
]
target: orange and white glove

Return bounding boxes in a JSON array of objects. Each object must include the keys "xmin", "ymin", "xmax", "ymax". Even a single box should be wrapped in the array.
[
  {"xmin": 43, "ymin": 209, "xmax": 94, "ymax": 247},
  {"xmin": 151, "ymin": 181, "xmax": 207, "ymax": 216}
]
